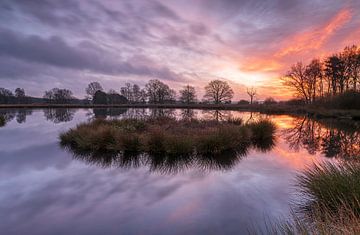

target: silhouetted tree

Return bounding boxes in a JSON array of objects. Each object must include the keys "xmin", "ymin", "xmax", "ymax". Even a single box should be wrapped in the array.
[
  {"xmin": 14, "ymin": 88, "xmax": 27, "ymax": 104},
  {"xmin": 325, "ymin": 55, "xmax": 346, "ymax": 95},
  {"xmin": 203, "ymin": 80, "xmax": 233, "ymax": 104},
  {"xmin": 0, "ymin": 88, "xmax": 14, "ymax": 104},
  {"xmin": 342, "ymin": 45, "xmax": 360, "ymax": 91},
  {"xmin": 246, "ymin": 87, "xmax": 257, "ymax": 104},
  {"xmin": 15, "ymin": 88, "xmax": 25, "ymax": 98},
  {"xmin": 305, "ymin": 59, "xmax": 323, "ymax": 101},
  {"xmin": 93, "ymin": 90, "xmax": 108, "ymax": 104},
  {"xmin": 43, "ymin": 88, "xmax": 73, "ymax": 104},
  {"xmin": 120, "ymin": 83, "xmax": 133, "ymax": 102},
  {"xmin": 179, "ymin": 85, "xmax": 197, "ymax": 104},
  {"xmin": 86, "ymin": 82, "xmax": 103, "ymax": 100},
  {"xmin": 145, "ymin": 79, "xmax": 176, "ymax": 103}
]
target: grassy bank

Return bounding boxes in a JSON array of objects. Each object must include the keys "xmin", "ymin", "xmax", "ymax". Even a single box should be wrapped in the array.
[
  {"xmin": 60, "ymin": 117, "xmax": 276, "ymax": 161},
  {"xmin": 257, "ymin": 162, "xmax": 360, "ymax": 234}
]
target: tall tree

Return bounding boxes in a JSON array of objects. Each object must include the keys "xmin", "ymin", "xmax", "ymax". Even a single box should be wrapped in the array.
[
  {"xmin": 120, "ymin": 83, "xmax": 133, "ymax": 102},
  {"xmin": 179, "ymin": 85, "xmax": 197, "ymax": 104},
  {"xmin": 305, "ymin": 59, "xmax": 322, "ymax": 102},
  {"xmin": 246, "ymin": 87, "xmax": 257, "ymax": 104},
  {"xmin": 282, "ymin": 62, "xmax": 311, "ymax": 103},
  {"xmin": 342, "ymin": 45, "xmax": 360, "ymax": 91},
  {"xmin": 203, "ymin": 80, "xmax": 234, "ymax": 104},
  {"xmin": 324, "ymin": 55, "xmax": 346, "ymax": 95},
  {"xmin": 86, "ymin": 82, "xmax": 103, "ymax": 99}
]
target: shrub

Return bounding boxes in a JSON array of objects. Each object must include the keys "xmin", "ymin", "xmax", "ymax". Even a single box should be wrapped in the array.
[
  {"xmin": 238, "ymin": 99, "xmax": 250, "ymax": 105},
  {"xmin": 264, "ymin": 97, "xmax": 277, "ymax": 105},
  {"xmin": 0, "ymin": 116, "xmax": 5, "ymax": 127}
]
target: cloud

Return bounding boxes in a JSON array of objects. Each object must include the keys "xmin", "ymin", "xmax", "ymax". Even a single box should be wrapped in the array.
[
  {"xmin": 0, "ymin": 0, "xmax": 360, "ymax": 99},
  {"xmin": 276, "ymin": 8, "xmax": 352, "ymax": 57},
  {"xmin": 0, "ymin": 28, "xmax": 183, "ymax": 82}
]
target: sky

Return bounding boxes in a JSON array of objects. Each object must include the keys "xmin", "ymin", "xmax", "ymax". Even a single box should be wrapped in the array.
[{"xmin": 1, "ymin": 0, "xmax": 360, "ymax": 100}]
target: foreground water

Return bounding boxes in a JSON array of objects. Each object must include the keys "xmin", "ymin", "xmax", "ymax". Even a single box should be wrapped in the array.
[{"xmin": 0, "ymin": 108, "xmax": 358, "ymax": 235}]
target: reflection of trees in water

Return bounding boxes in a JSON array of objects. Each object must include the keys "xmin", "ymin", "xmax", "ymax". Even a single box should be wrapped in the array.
[
  {"xmin": 92, "ymin": 108, "xmax": 128, "ymax": 119},
  {"xmin": 149, "ymin": 109, "xmax": 175, "ymax": 119},
  {"xmin": 180, "ymin": 109, "xmax": 197, "ymax": 120},
  {"xmin": 283, "ymin": 117, "xmax": 360, "ymax": 160},
  {"xmin": 16, "ymin": 109, "xmax": 32, "ymax": 123},
  {"xmin": 202, "ymin": 110, "xmax": 232, "ymax": 121},
  {"xmin": 0, "ymin": 109, "xmax": 33, "ymax": 126},
  {"xmin": 44, "ymin": 109, "xmax": 76, "ymax": 123}
]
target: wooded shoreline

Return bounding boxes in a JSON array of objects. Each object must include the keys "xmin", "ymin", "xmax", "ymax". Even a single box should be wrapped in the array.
[{"xmin": 1, "ymin": 103, "xmax": 360, "ymax": 121}]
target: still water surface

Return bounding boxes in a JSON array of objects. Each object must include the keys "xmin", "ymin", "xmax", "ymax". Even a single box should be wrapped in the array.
[{"xmin": 0, "ymin": 108, "xmax": 358, "ymax": 235}]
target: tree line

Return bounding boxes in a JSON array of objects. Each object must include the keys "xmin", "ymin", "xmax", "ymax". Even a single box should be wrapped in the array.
[
  {"xmin": 282, "ymin": 45, "xmax": 360, "ymax": 104},
  {"xmin": 1, "ymin": 79, "xmax": 257, "ymax": 105}
]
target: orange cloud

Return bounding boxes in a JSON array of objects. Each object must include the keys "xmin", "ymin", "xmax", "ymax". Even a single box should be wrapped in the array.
[{"xmin": 276, "ymin": 8, "xmax": 352, "ymax": 57}]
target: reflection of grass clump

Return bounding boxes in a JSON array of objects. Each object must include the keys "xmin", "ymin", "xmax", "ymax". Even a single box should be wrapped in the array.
[
  {"xmin": 248, "ymin": 120, "xmax": 277, "ymax": 152},
  {"xmin": 60, "ymin": 117, "xmax": 276, "ymax": 158},
  {"xmin": 0, "ymin": 116, "xmax": 5, "ymax": 127}
]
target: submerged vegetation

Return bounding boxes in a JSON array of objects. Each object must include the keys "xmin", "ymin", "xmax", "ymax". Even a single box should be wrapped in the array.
[{"xmin": 60, "ymin": 117, "xmax": 276, "ymax": 173}]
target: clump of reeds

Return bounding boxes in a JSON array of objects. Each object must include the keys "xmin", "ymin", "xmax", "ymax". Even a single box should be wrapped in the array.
[
  {"xmin": 297, "ymin": 162, "xmax": 360, "ymax": 216},
  {"xmin": 251, "ymin": 162, "xmax": 360, "ymax": 235},
  {"xmin": 60, "ymin": 117, "xmax": 276, "ymax": 161}
]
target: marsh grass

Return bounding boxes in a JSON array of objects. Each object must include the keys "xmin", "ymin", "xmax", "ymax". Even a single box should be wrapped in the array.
[
  {"xmin": 251, "ymin": 162, "xmax": 360, "ymax": 235},
  {"xmin": 60, "ymin": 117, "xmax": 276, "ymax": 162},
  {"xmin": 297, "ymin": 162, "xmax": 360, "ymax": 216}
]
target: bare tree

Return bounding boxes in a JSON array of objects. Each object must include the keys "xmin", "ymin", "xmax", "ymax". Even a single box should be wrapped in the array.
[
  {"xmin": 179, "ymin": 85, "xmax": 197, "ymax": 104},
  {"xmin": 86, "ymin": 82, "xmax": 103, "ymax": 99},
  {"xmin": 203, "ymin": 80, "xmax": 234, "ymax": 104},
  {"xmin": 43, "ymin": 88, "xmax": 73, "ymax": 104},
  {"xmin": 282, "ymin": 62, "xmax": 310, "ymax": 103},
  {"xmin": 247, "ymin": 87, "xmax": 257, "ymax": 104},
  {"xmin": 120, "ymin": 83, "xmax": 133, "ymax": 102},
  {"xmin": 305, "ymin": 59, "xmax": 323, "ymax": 102},
  {"xmin": 145, "ymin": 79, "xmax": 175, "ymax": 103}
]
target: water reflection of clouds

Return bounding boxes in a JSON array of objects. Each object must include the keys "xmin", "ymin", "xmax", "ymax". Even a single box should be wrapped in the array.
[{"xmin": 0, "ymin": 108, "xmax": 355, "ymax": 235}]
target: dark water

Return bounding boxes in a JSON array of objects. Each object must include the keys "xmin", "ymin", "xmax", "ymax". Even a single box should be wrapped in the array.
[{"xmin": 0, "ymin": 108, "xmax": 358, "ymax": 235}]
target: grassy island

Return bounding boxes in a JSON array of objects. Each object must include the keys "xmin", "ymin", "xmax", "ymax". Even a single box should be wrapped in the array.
[{"xmin": 60, "ymin": 117, "xmax": 276, "ymax": 169}]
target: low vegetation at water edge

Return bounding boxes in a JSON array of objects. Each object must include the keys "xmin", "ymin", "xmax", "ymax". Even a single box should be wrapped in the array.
[
  {"xmin": 255, "ymin": 162, "xmax": 360, "ymax": 234},
  {"xmin": 60, "ymin": 117, "xmax": 276, "ymax": 158}
]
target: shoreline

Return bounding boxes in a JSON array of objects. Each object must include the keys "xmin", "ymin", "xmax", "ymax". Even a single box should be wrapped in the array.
[{"xmin": 0, "ymin": 103, "xmax": 359, "ymax": 121}]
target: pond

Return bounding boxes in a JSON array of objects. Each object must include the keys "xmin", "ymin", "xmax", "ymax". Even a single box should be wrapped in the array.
[{"xmin": 0, "ymin": 108, "xmax": 359, "ymax": 235}]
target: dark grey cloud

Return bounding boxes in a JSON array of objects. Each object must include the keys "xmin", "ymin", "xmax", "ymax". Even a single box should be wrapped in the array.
[{"xmin": 0, "ymin": 28, "xmax": 182, "ymax": 82}]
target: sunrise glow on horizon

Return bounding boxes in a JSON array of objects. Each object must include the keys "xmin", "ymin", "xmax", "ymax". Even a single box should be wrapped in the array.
[{"xmin": 1, "ymin": 0, "xmax": 360, "ymax": 100}]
